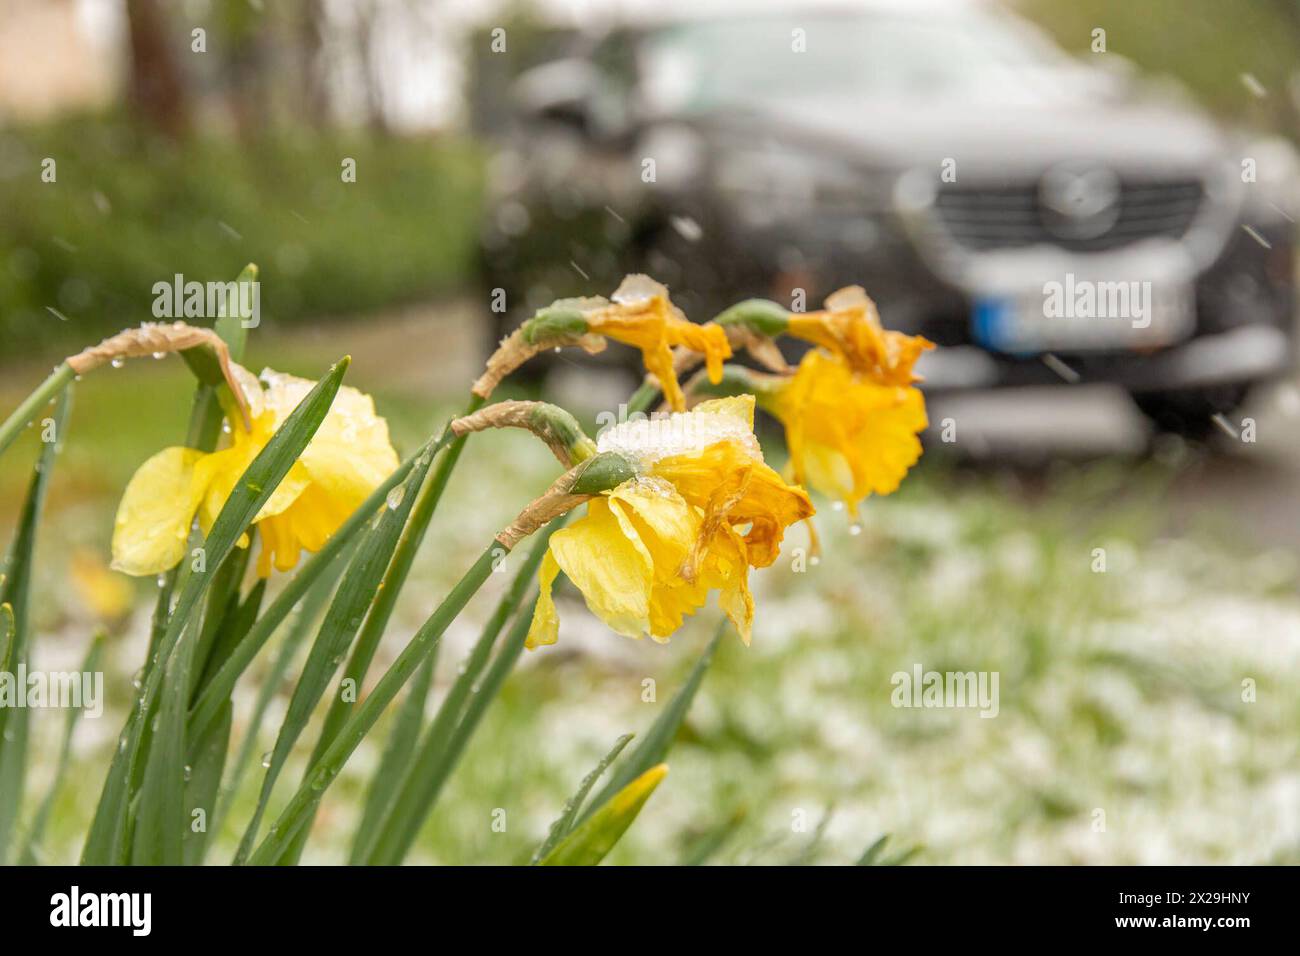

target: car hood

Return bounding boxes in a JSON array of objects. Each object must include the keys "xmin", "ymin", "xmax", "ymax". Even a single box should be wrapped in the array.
[{"xmin": 695, "ymin": 88, "xmax": 1228, "ymax": 177}]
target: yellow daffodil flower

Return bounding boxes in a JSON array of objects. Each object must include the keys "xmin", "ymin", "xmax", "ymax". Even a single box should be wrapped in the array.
[
  {"xmin": 588, "ymin": 277, "xmax": 730, "ymax": 411},
  {"xmin": 528, "ymin": 276, "xmax": 731, "ymax": 412},
  {"xmin": 112, "ymin": 366, "xmax": 399, "ymax": 578},
  {"xmin": 526, "ymin": 396, "xmax": 812, "ymax": 649},
  {"xmin": 787, "ymin": 286, "xmax": 932, "ymax": 387},
  {"xmin": 764, "ymin": 349, "xmax": 927, "ymax": 518}
]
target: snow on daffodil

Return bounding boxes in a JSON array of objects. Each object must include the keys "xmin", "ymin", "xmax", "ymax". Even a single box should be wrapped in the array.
[
  {"xmin": 112, "ymin": 366, "xmax": 399, "ymax": 578},
  {"xmin": 583, "ymin": 275, "xmax": 730, "ymax": 412},
  {"xmin": 526, "ymin": 396, "xmax": 812, "ymax": 649},
  {"xmin": 478, "ymin": 275, "xmax": 730, "ymax": 411}
]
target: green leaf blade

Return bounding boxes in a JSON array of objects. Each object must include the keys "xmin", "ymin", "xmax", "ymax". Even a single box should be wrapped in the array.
[
  {"xmin": 579, "ymin": 621, "xmax": 724, "ymax": 826},
  {"xmin": 530, "ymin": 733, "xmax": 635, "ymax": 865},
  {"xmin": 539, "ymin": 764, "xmax": 668, "ymax": 867},
  {"xmin": 85, "ymin": 357, "xmax": 349, "ymax": 865},
  {"xmin": 0, "ymin": 385, "xmax": 71, "ymax": 864},
  {"xmin": 233, "ymin": 448, "xmax": 433, "ymax": 863}
]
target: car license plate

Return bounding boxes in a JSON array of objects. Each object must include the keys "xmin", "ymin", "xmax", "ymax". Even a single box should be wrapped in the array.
[{"xmin": 972, "ymin": 276, "xmax": 1194, "ymax": 354}]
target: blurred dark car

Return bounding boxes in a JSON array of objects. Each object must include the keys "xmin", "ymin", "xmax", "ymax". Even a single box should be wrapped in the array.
[{"xmin": 479, "ymin": 3, "xmax": 1298, "ymax": 431}]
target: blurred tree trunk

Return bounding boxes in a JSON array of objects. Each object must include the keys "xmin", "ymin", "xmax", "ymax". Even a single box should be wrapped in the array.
[
  {"xmin": 124, "ymin": 0, "xmax": 190, "ymax": 138},
  {"xmin": 298, "ymin": 0, "xmax": 330, "ymax": 126},
  {"xmin": 214, "ymin": 0, "xmax": 269, "ymax": 141},
  {"xmin": 354, "ymin": 0, "xmax": 388, "ymax": 135}
]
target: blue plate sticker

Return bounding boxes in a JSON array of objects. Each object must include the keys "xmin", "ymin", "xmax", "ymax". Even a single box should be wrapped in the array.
[{"xmin": 972, "ymin": 296, "xmax": 1014, "ymax": 351}]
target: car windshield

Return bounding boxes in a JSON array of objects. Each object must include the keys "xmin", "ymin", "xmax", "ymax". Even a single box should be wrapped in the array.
[{"xmin": 639, "ymin": 12, "xmax": 1082, "ymax": 113}]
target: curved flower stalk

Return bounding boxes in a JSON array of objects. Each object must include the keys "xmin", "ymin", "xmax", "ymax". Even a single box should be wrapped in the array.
[
  {"xmin": 0, "ymin": 320, "xmax": 253, "ymax": 460},
  {"xmin": 449, "ymin": 399, "xmax": 597, "ymax": 467},
  {"xmin": 694, "ymin": 287, "xmax": 934, "ymax": 520},
  {"xmin": 474, "ymin": 274, "xmax": 731, "ymax": 411},
  {"xmin": 521, "ymin": 396, "xmax": 813, "ymax": 648},
  {"xmin": 112, "ymin": 366, "xmax": 399, "ymax": 577}
]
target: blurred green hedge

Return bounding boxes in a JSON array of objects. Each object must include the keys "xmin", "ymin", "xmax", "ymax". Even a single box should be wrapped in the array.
[{"xmin": 0, "ymin": 116, "xmax": 485, "ymax": 354}]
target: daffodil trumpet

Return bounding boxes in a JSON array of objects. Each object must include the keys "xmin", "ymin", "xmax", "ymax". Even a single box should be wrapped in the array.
[
  {"xmin": 516, "ymin": 396, "xmax": 813, "ymax": 650},
  {"xmin": 111, "ymin": 365, "xmax": 402, "ymax": 580},
  {"xmin": 475, "ymin": 275, "xmax": 731, "ymax": 412}
]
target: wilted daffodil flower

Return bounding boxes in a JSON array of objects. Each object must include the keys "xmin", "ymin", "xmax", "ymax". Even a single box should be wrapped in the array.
[
  {"xmin": 713, "ymin": 286, "xmax": 933, "ymax": 518},
  {"xmin": 786, "ymin": 286, "xmax": 933, "ymax": 388},
  {"xmin": 112, "ymin": 366, "xmax": 399, "ymax": 578},
  {"xmin": 526, "ymin": 395, "xmax": 812, "ymax": 649},
  {"xmin": 475, "ymin": 275, "xmax": 731, "ymax": 412}
]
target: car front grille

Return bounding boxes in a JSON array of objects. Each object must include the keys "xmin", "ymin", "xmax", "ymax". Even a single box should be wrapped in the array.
[{"xmin": 931, "ymin": 178, "xmax": 1205, "ymax": 253}]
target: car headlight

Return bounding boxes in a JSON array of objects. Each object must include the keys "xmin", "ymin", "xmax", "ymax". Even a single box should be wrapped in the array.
[
  {"xmin": 712, "ymin": 148, "xmax": 883, "ymax": 226},
  {"xmin": 1240, "ymin": 136, "xmax": 1300, "ymax": 220}
]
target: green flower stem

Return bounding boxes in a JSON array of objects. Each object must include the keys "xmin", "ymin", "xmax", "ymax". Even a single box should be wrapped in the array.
[
  {"xmin": 246, "ymin": 542, "xmax": 503, "ymax": 864},
  {"xmin": 0, "ymin": 362, "xmax": 75, "ymax": 460},
  {"xmin": 626, "ymin": 380, "xmax": 660, "ymax": 414},
  {"xmin": 712, "ymin": 298, "xmax": 792, "ymax": 336},
  {"xmin": 691, "ymin": 363, "xmax": 780, "ymax": 403}
]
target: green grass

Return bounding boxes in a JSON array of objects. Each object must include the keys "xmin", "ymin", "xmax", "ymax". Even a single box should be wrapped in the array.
[{"xmin": 0, "ymin": 115, "xmax": 484, "ymax": 354}]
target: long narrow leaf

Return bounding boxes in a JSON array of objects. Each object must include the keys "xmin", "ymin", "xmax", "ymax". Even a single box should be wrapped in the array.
[
  {"xmin": 132, "ymin": 615, "xmax": 201, "ymax": 864},
  {"xmin": 279, "ymin": 398, "xmax": 483, "ymax": 865},
  {"xmin": 247, "ymin": 541, "xmax": 503, "ymax": 864},
  {"xmin": 233, "ymin": 449, "xmax": 432, "ymax": 863},
  {"xmin": 579, "ymin": 621, "xmax": 724, "ymax": 825},
  {"xmin": 83, "ymin": 357, "xmax": 349, "ymax": 865},
  {"xmin": 17, "ymin": 633, "xmax": 104, "ymax": 864},
  {"xmin": 0, "ymin": 386, "xmax": 70, "ymax": 864},
  {"xmin": 180, "ymin": 698, "xmax": 232, "ymax": 866},
  {"xmin": 538, "ymin": 764, "xmax": 668, "ymax": 866},
  {"xmin": 188, "ymin": 436, "xmax": 439, "ymax": 735},
  {"xmin": 680, "ymin": 807, "xmax": 746, "ymax": 866},
  {"xmin": 214, "ymin": 556, "xmax": 344, "ymax": 837},
  {"xmin": 530, "ymin": 734, "xmax": 634, "ymax": 865},
  {"xmin": 856, "ymin": 834, "xmax": 891, "ymax": 866},
  {"xmin": 0, "ymin": 604, "xmax": 13, "ymax": 673},
  {"xmin": 347, "ymin": 652, "xmax": 435, "ymax": 865},
  {"xmin": 360, "ymin": 519, "xmax": 560, "ymax": 865}
]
